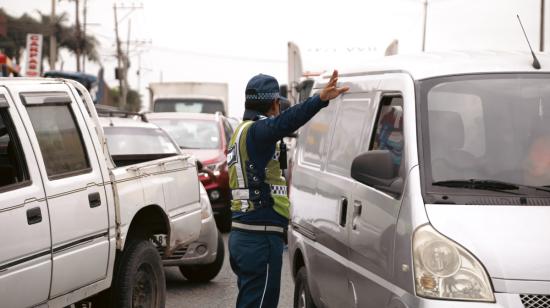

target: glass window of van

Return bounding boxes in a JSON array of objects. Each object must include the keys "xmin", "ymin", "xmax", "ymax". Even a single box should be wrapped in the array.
[
  {"xmin": 327, "ymin": 97, "xmax": 371, "ymax": 176},
  {"xmin": 24, "ymin": 95, "xmax": 91, "ymax": 179},
  {"xmin": 421, "ymin": 74, "xmax": 550, "ymax": 188},
  {"xmin": 301, "ymin": 102, "xmax": 336, "ymax": 166},
  {"xmin": 370, "ymin": 96, "xmax": 404, "ymax": 178}
]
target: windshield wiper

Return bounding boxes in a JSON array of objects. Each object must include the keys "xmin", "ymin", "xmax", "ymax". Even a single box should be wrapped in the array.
[
  {"xmin": 432, "ymin": 179, "xmax": 523, "ymax": 195},
  {"xmin": 433, "ymin": 179, "xmax": 550, "ymax": 195}
]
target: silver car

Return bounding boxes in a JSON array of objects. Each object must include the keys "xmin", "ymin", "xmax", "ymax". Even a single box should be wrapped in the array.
[
  {"xmin": 288, "ymin": 51, "xmax": 550, "ymax": 308},
  {"xmin": 99, "ymin": 116, "xmax": 224, "ymax": 282}
]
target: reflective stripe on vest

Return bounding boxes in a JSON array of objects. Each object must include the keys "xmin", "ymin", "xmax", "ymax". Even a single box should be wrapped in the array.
[{"xmin": 232, "ymin": 121, "xmax": 253, "ymax": 212}]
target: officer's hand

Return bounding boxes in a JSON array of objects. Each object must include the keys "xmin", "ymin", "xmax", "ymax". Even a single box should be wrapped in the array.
[{"xmin": 319, "ymin": 70, "xmax": 349, "ymax": 102}]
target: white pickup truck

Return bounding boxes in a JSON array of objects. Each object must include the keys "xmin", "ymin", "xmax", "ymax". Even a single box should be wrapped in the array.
[{"xmin": 0, "ymin": 78, "xmax": 202, "ymax": 308}]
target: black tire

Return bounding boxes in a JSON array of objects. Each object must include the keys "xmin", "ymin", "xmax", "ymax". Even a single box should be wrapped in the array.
[
  {"xmin": 294, "ymin": 267, "xmax": 317, "ymax": 308},
  {"xmin": 179, "ymin": 231, "xmax": 225, "ymax": 283},
  {"xmin": 111, "ymin": 239, "xmax": 166, "ymax": 308}
]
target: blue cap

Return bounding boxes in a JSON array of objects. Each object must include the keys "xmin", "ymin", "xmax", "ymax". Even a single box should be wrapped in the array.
[
  {"xmin": 243, "ymin": 74, "xmax": 287, "ymax": 119},
  {"xmin": 244, "ymin": 74, "xmax": 287, "ymax": 104}
]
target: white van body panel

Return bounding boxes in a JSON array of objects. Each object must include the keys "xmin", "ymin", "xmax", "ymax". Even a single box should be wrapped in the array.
[
  {"xmin": 289, "ymin": 52, "xmax": 550, "ymax": 308},
  {"xmin": 426, "ymin": 204, "xmax": 550, "ymax": 281}
]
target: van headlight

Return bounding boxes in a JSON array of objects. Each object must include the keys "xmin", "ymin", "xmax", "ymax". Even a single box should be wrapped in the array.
[
  {"xmin": 413, "ymin": 224, "xmax": 495, "ymax": 302},
  {"xmin": 199, "ymin": 184, "xmax": 213, "ymax": 219}
]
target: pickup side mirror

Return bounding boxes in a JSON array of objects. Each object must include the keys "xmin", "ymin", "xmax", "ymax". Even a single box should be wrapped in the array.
[{"xmin": 351, "ymin": 150, "xmax": 404, "ymax": 197}]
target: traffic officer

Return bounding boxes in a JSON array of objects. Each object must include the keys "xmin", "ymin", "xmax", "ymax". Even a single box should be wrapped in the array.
[{"xmin": 228, "ymin": 70, "xmax": 349, "ymax": 308}]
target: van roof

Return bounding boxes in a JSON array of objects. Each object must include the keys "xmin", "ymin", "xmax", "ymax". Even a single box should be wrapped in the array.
[{"xmin": 333, "ymin": 51, "xmax": 550, "ymax": 80}]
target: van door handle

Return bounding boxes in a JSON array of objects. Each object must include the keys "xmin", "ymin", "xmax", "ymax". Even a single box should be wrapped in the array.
[
  {"xmin": 26, "ymin": 207, "xmax": 42, "ymax": 225},
  {"xmin": 352, "ymin": 200, "xmax": 362, "ymax": 230},
  {"xmin": 88, "ymin": 192, "xmax": 101, "ymax": 208},
  {"xmin": 339, "ymin": 197, "xmax": 348, "ymax": 227}
]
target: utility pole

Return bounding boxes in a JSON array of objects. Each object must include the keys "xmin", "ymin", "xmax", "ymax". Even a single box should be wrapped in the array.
[
  {"xmin": 82, "ymin": 0, "xmax": 87, "ymax": 72},
  {"xmin": 422, "ymin": 0, "xmax": 428, "ymax": 52},
  {"xmin": 113, "ymin": 4, "xmax": 124, "ymax": 106},
  {"xmin": 113, "ymin": 3, "xmax": 143, "ymax": 108},
  {"xmin": 49, "ymin": 0, "xmax": 57, "ymax": 70},
  {"xmin": 541, "ymin": 0, "xmax": 545, "ymax": 52},
  {"xmin": 74, "ymin": 0, "xmax": 81, "ymax": 72}
]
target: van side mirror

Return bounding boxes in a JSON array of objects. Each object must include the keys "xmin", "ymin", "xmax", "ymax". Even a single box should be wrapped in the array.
[{"xmin": 351, "ymin": 150, "xmax": 403, "ymax": 197}]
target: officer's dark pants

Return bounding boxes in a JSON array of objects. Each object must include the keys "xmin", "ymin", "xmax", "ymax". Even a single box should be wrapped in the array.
[{"xmin": 229, "ymin": 230, "xmax": 284, "ymax": 308}]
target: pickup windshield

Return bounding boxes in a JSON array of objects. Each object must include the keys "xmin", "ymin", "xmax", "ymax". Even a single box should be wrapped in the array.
[
  {"xmin": 153, "ymin": 98, "xmax": 225, "ymax": 114},
  {"xmin": 420, "ymin": 74, "xmax": 550, "ymax": 195}
]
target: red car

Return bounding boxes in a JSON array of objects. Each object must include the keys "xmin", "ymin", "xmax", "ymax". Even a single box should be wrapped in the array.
[{"xmin": 146, "ymin": 112, "xmax": 236, "ymax": 232}]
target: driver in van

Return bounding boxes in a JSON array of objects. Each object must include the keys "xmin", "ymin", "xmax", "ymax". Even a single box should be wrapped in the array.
[
  {"xmin": 375, "ymin": 106, "xmax": 404, "ymax": 175},
  {"xmin": 524, "ymin": 133, "xmax": 550, "ymax": 186},
  {"xmin": 227, "ymin": 70, "xmax": 348, "ymax": 308}
]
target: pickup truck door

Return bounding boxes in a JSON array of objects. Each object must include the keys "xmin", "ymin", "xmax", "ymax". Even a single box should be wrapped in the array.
[
  {"xmin": 0, "ymin": 89, "xmax": 52, "ymax": 307},
  {"xmin": 11, "ymin": 83, "xmax": 110, "ymax": 298}
]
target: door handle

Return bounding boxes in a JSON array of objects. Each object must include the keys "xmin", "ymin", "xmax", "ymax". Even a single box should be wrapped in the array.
[
  {"xmin": 352, "ymin": 200, "xmax": 362, "ymax": 230},
  {"xmin": 88, "ymin": 192, "xmax": 101, "ymax": 208},
  {"xmin": 339, "ymin": 197, "xmax": 348, "ymax": 227},
  {"xmin": 26, "ymin": 207, "xmax": 42, "ymax": 225}
]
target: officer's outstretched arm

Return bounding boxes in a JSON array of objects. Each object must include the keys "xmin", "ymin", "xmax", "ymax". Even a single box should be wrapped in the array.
[{"xmin": 250, "ymin": 70, "xmax": 349, "ymax": 144}]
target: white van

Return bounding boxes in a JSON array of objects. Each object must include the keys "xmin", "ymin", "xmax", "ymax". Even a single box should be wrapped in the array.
[{"xmin": 288, "ymin": 51, "xmax": 550, "ymax": 308}]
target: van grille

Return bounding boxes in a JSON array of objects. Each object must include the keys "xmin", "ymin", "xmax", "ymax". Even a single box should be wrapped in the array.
[{"xmin": 521, "ymin": 294, "xmax": 550, "ymax": 308}]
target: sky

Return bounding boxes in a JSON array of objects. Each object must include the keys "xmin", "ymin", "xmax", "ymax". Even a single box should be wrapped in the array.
[{"xmin": 1, "ymin": 0, "xmax": 547, "ymax": 117}]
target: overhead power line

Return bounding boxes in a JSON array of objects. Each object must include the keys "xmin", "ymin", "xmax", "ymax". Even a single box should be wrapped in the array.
[{"xmin": 149, "ymin": 46, "xmax": 285, "ymax": 63}]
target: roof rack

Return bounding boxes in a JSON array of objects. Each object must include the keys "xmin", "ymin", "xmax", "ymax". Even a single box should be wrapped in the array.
[{"xmin": 95, "ymin": 104, "xmax": 148, "ymax": 122}]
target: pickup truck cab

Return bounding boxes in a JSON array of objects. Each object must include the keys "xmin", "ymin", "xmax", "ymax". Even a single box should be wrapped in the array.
[{"xmin": 0, "ymin": 78, "xmax": 202, "ymax": 308}]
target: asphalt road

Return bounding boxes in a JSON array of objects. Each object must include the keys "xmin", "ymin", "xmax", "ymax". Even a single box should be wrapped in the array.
[{"xmin": 165, "ymin": 233, "xmax": 295, "ymax": 308}]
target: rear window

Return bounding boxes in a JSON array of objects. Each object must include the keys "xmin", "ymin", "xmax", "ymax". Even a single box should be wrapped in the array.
[
  {"xmin": 104, "ymin": 127, "xmax": 178, "ymax": 155},
  {"xmin": 149, "ymin": 118, "xmax": 221, "ymax": 150},
  {"xmin": 153, "ymin": 99, "xmax": 224, "ymax": 114}
]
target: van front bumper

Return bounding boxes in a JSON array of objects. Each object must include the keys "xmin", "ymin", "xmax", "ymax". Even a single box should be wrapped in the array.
[{"xmin": 410, "ymin": 293, "xmax": 532, "ymax": 308}]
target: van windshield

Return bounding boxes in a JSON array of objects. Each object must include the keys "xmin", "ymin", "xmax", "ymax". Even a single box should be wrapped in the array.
[
  {"xmin": 419, "ymin": 74, "xmax": 550, "ymax": 196},
  {"xmin": 153, "ymin": 98, "xmax": 225, "ymax": 114}
]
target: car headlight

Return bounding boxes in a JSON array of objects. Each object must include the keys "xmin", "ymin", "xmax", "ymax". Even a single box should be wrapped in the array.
[
  {"xmin": 413, "ymin": 224, "xmax": 495, "ymax": 302},
  {"xmin": 199, "ymin": 184, "xmax": 213, "ymax": 219},
  {"xmin": 206, "ymin": 160, "xmax": 226, "ymax": 177}
]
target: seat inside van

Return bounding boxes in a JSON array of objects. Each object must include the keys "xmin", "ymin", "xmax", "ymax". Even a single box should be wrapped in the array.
[{"xmin": 429, "ymin": 110, "xmax": 478, "ymax": 181}]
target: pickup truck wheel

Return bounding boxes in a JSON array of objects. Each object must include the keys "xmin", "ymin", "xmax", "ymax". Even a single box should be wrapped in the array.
[
  {"xmin": 294, "ymin": 267, "xmax": 317, "ymax": 308},
  {"xmin": 179, "ymin": 231, "xmax": 225, "ymax": 282},
  {"xmin": 113, "ymin": 239, "xmax": 166, "ymax": 308}
]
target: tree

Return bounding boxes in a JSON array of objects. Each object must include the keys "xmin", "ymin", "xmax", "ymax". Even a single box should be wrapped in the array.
[
  {"xmin": 109, "ymin": 87, "xmax": 142, "ymax": 112},
  {"xmin": 0, "ymin": 8, "xmax": 99, "ymax": 68}
]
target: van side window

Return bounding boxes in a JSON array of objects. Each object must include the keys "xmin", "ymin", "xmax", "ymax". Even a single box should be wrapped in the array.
[
  {"xmin": 327, "ymin": 97, "xmax": 371, "ymax": 176},
  {"xmin": 24, "ymin": 93, "xmax": 91, "ymax": 179},
  {"xmin": 301, "ymin": 102, "xmax": 336, "ymax": 166},
  {"xmin": 0, "ymin": 99, "xmax": 30, "ymax": 190},
  {"xmin": 370, "ymin": 96, "xmax": 404, "ymax": 178}
]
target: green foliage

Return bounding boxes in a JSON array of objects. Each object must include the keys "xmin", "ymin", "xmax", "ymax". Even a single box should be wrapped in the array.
[
  {"xmin": 0, "ymin": 8, "xmax": 99, "ymax": 64},
  {"xmin": 109, "ymin": 87, "xmax": 142, "ymax": 112}
]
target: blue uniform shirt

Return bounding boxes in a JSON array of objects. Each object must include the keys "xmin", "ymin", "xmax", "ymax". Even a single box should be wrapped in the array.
[{"xmin": 232, "ymin": 94, "xmax": 329, "ymax": 227}]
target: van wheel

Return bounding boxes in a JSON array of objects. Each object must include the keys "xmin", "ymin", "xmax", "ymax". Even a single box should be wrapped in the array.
[
  {"xmin": 294, "ymin": 267, "xmax": 317, "ymax": 308},
  {"xmin": 112, "ymin": 239, "xmax": 166, "ymax": 308},
  {"xmin": 179, "ymin": 231, "xmax": 225, "ymax": 282}
]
